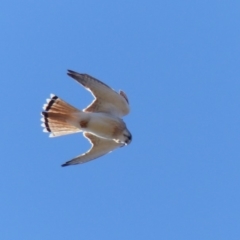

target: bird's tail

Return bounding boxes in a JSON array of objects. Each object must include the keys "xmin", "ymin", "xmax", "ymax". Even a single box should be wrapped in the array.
[{"xmin": 41, "ymin": 94, "xmax": 82, "ymax": 137}]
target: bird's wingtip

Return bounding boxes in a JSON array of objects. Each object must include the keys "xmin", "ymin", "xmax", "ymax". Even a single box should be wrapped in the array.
[{"xmin": 61, "ymin": 163, "xmax": 69, "ymax": 167}]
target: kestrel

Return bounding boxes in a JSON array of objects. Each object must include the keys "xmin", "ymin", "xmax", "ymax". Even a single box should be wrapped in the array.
[{"xmin": 41, "ymin": 70, "xmax": 132, "ymax": 166}]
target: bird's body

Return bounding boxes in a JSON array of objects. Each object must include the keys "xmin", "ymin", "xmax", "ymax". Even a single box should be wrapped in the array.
[
  {"xmin": 41, "ymin": 70, "xmax": 131, "ymax": 166},
  {"xmin": 79, "ymin": 112, "xmax": 128, "ymax": 142}
]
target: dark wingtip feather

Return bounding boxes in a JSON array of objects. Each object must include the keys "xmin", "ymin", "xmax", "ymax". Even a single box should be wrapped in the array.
[
  {"xmin": 67, "ymin": 69, "xmax": 85, "ymax": 78},
  {"xmin": 61, "ymin": 162, "xmax": 70, "ymax": 167},
  {"xmin": 67, "ymin": 73, "xmax": 74, "ymax": 78},
  {"xmin": 67, "ymin": 71, "xmax": 77, "ymax": 80},
  {"xmin": 67, "ymin": 69, "xmax": 77, "ymax": 77}
]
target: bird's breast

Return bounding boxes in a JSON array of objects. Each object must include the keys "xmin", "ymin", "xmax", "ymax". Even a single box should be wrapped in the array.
[{"xmin": 85, "ymin": 113, "xmax": 125, "ymax": 139}]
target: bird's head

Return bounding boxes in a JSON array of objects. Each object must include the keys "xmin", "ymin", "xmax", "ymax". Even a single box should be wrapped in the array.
[{"xmin": 123, "ymin": 129, "xmax": 132, "ymax": 145}]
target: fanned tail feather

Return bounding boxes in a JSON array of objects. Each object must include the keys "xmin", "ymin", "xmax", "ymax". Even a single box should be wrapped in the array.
[{"xmin": 41, "ymin": 94, "xmax": 82, "ymax": 137}]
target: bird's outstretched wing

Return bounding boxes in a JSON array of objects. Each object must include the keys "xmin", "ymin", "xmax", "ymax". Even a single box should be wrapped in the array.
[
  {"xmin": 61, "ymin": 132, "xmax": 124, "ymax": 166},
  {"xmin": 67, "ymin": 70, "xmax": 130, "ymax": 117}
]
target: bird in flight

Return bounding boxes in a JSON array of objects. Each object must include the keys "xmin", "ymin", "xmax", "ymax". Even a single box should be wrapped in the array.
[{"xmin": 41, "ymin": 70, "xmax": 132, "ymax": 167}]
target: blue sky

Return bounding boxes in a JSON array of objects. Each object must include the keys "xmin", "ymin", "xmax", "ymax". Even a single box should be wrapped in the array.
[{"xmin": 1, "ymin": 1, "xmax": 240, "ymax": 239}]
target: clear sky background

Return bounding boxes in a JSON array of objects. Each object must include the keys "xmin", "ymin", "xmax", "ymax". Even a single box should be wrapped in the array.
[{"xmin": 1, "ymin": 1, "xmax": 240, "ymax": 239}]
